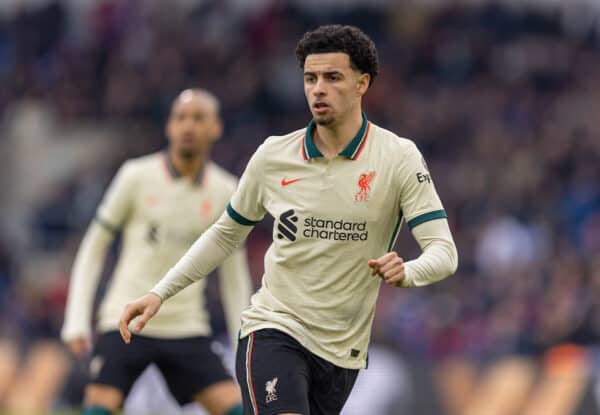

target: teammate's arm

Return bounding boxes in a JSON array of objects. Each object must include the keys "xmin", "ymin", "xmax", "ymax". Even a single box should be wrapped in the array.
[
  {"xmin": 218, "ymin": 246, "xmax": 252, "ymax": 346},
  {"xmin": 61, "ymin": 162, "xmax": 136, "ymax": 357},
  {"xmin": 369, "ymin": 143, "xmax": 458, "ymax": 286},
  {"xmin": 61, "ymin": 223, "xmax": 114, "ymax": 357}
]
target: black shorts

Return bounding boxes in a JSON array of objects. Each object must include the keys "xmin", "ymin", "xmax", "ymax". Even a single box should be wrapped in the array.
[
  {"xmin": 235, "ymin": 329, "xmax": 359, "ymax": 415},
  {"xmin": 89, "ymin": 331, "xmax": 232, "ymax": 405}
]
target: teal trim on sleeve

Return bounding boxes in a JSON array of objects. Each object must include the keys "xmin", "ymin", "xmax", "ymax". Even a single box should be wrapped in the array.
[
  {"xmin": 407, "ymin": 209, "xmax": 447, "ymax": 230},
  {"xmin": 226, "ymin": 203, "xmax": 260, "ymax": 226},
  {"xmin": 94, "ymin": 215, "xmax": 120, "ymax": 233}
]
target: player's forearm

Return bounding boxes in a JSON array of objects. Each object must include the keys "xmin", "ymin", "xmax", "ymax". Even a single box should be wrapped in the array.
[
  {"xmin": 61, "ymin": 222, "xmax": 114, "ymax": 340},
  {"xmin": 151, "ymin": 212, "xmax": 253, "ymax": 302},
  {"xmin": 402, "ymin": 219, "xmax": 458, "ymax": 288},
  {"xmin": 219, "ymin": 247, "xmax": 253, "ymax": 345}
]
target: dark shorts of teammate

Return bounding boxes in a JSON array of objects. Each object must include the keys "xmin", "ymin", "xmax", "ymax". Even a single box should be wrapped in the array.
[
  {"xmin": 89, "ymin": 331, "xmax": 232, "ymax": 405},
  {"xmin": 236, "ymin": 329, "xmax": 359, "ymax": 415}
]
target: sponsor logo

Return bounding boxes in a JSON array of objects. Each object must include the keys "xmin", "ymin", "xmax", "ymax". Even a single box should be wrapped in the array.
[
  {"xmin": 416, "ymin": 172, "xmax": 431, "ymax": 184},
  {"xmin": 145, "ymin": 222, "xmax": 201, "ymax": 246},
  {"xmin": 303, "ymin": 217, "xmax": 368, "ymax": 241},
  {"xmin": 146, "ymin": 222, "xmax": 159, "ymax": 244},
  {"xmin": 277, "ymin": 209, "xmax": 298, "ymax": 241},
  {"xmin": 355, "ymin": 171, "xmax": 375, "ymax": 202},
  {"xmin": 277, "ymin": 210, "xmax": 369, "ymax": 242},
  {"xmin": 265, "ymin": 377, "xmax": 278, "ymax": 404},
  {"xmin": 281, "ymin": 177, "xmax": 303, "ymax": 187}
]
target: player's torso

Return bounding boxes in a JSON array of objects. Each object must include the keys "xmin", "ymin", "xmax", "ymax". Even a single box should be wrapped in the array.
[
  {"xmin": 122, "ymin": 155, "xmax": 228, "ymax": 275},
  {"xmin": 124, "ymin": 163, "xmax": 223, "ymax": 266},
  {"xmin": 101, "ymin": 154, "xmax": 235, "ymax": 331},
  {"xmin": 263, "ymin": 124, "xmax": 403, "ymax": 277},
  {"xmin": 252, "ymin": 125, "xmax": 404, "ymax": 331}
]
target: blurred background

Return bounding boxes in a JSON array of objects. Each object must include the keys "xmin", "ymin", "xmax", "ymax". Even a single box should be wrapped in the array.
[{"xmin": 1, "ymin": 0, "xmax": 600, "ymax": 414}]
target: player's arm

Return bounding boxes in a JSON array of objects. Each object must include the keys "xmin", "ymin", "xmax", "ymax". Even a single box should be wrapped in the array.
[
  {"xmin": 218, "ymin": 245, "xmax": 252, "ymax": 346},
  {"xmin": 119, "ymin": 144, "xmax": 267, "ymax": 343},
  {"xmin": 61, "ymin": 162, "xmax": 136, "ymax": 357},
  {"xmin": 369, "ymin": 144, "xmax": 458, "ymax": 287}
]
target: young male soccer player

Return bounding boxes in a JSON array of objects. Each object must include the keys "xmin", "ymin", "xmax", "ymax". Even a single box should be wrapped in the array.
[
  {"xmin": 62, "ymin": 89, "xmax": 250, "ymax": 415},
  {"xmin": 119, "ymin": 26, "xmax": 458, "ymax": 415}
]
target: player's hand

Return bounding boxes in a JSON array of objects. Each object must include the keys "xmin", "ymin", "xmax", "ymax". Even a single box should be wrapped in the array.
[
  {"xmin": 119, "ymin": 292, "xmax": 162, "ymax": 344},
  {"xmin": 66, "ymin": 336, "xmax": 91, "ymax": 359},
  {"xmin": 368, "ymin": 252, "xmax": 405, "ymax": 286}
]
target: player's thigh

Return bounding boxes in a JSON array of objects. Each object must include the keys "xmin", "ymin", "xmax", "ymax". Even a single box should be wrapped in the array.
[
  {"xmin": 308, "ymin": 353, "xmax": 359, "ymax": 415},
  {"xmin": 85, "ymin": 331, "xmax": 153, "ymax": 408},
  {"xmin": 193, "ymin": 380, "xmax": 242, "ymax": 415},
  {"xmin": 236, "ymin": 329, "xmax": 310, "ymax": 415},
  {"xmin": 155, "ymin": 336, "xmax": 235, "ymax": 409}
]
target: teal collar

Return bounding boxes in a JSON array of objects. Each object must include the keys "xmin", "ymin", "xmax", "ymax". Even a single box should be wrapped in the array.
[
  {"xmin": 302, "ymin": 113, "xmax": 370, "ymax": 160},
  {"xmin": 163, "ymin": 150, "xmax": 203, "ymax": 185}
]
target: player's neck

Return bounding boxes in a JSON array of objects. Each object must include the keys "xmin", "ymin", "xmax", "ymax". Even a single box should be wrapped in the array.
[
  {"xmin": 313, "ymin": 108, "xmax": 363, "ymax": 159},
  {"xmin": 169, "ymin": 150, "xmax": 207, "ymax": 179}
]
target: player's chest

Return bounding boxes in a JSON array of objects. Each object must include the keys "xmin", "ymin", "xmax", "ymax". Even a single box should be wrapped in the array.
[
  {"xmin": 132, "ymin": 180, "xmax": 222, "ymax": 232},
  {"xmin": 266, "ymin": 158, "xmax": 398, "ymax": 221}
]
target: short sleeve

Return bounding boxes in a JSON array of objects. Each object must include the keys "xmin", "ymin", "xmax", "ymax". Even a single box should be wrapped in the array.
[
  {"xmin": 399, "ymin": 144, "xmax": 447, "ymax": 230},
  {"xmin": 95, "ymin": 161, "xmax": 137, "ymax": 232},
  {"xmin": 227, "ymin": 144, "xmax": 267, "ymax": 226}
]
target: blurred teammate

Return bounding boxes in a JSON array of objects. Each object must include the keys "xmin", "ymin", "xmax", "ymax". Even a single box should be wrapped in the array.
[
  {"xmin": 62, "ymin": 89, "xmax": 250, "ymax": 415},
  {"xmin": 120, "ymin": 25, "xmax": 458, "ymax": 415}
]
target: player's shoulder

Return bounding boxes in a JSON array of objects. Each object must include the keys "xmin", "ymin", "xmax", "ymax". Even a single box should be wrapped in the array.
[
  {"xmin": 205, "ymin": 161, "xmax": 238, "ymax": 190},
  {"xmin": 116, "ymin": 152, "xmax": 163, "ymax": 177},
  {"xmin": 258, "ymin": 127, "xmax": 306, "ymax": 154},
  {"xmin": 121, "ymin": 152, "xmax": 164, "ymax": 170},
  {"xmin": 369, "ymin": 123, "xmax": 420, "ymax": 157}
]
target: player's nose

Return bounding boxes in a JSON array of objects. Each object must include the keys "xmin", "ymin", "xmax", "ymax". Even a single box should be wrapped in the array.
[{"xmin": 312, "ymin": 77, "xmax": 327, "ymax": 96}]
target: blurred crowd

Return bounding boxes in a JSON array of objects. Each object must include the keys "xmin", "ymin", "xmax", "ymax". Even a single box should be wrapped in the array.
[{"xmin": 1, "ymin": 0, "xmax": 600, "ymax": 413}]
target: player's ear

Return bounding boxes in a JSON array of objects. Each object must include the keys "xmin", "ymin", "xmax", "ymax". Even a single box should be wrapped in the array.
[
  {"xmin": 210, "ymin": 116, "xmax": 224, "ymax": 142},
  {"xmin": 165, "ymin": 117, "xmax": 174, "ymax": 145},
  {"xmin": 356, "ymin": 73, "xmax": 370, "ymax": 96}
]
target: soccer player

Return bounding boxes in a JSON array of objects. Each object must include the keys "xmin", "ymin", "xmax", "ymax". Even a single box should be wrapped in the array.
[
  {"xmin": 119, "ymin": 25, "xmax": 458, "ymax": 415},
  {"xmin": 61, "ymin": 89, "xmax": 250, "ymax": 415}
]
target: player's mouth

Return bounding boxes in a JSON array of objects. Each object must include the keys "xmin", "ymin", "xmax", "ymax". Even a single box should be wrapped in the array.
[{"xmin": 312, "ymin": 102, "xmax": 330, "ymax": 114}]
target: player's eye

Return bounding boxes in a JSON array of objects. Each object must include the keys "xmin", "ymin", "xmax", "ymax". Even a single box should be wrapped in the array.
[{"xmin": 304, "ymin": 75, "xmax": 316, "ymax": 83}]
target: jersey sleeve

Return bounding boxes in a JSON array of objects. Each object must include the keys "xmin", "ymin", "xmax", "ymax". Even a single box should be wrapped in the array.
[
  {"xmin": 95, "ymin": 161, "xmax": 137, "ymax": 232},
  {"xmin": 226, "ymin": 144, "xmax": 267, "ymax": 226},
  {"xmin": 398, "ymin": 143, "xmax": 447, "ymax": 230}
]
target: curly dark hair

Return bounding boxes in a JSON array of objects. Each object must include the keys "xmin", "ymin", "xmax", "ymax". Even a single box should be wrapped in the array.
[{"xmin": 295, "ymin": 25, "xmax": 379, "ymax": 86}]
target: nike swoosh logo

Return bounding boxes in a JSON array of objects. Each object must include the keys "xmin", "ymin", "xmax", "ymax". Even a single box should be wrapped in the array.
[{"xmin": 281, "ymin": 178, "xmax": 303, "ymax": 186}]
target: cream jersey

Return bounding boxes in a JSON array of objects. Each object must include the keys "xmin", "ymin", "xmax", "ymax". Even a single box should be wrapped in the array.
[
  {"xmin": 227, "ymin": 114, "xmax": 448, "ymax": 369},
  {"xmin": 62, "ymin": 152, "xmax": 251, "ymax": 340}
]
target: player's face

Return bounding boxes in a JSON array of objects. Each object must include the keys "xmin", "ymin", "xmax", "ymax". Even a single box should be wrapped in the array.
[
  {"xmin": 303, "ymin": 52, "xmax": 370, "ymax": 127},
  {"xmin": 166, "ymin": 95, "xmax": 222, "ymax": 159}
]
